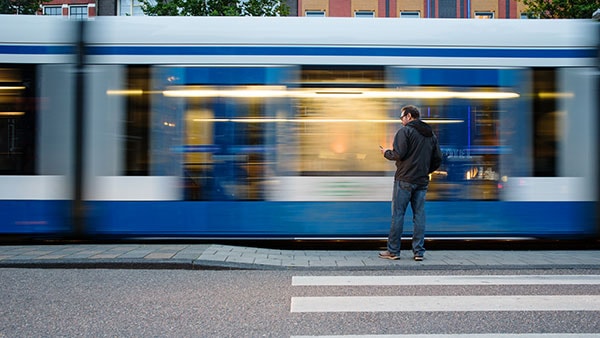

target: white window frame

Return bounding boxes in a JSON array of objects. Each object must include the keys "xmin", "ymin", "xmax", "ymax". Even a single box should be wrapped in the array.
[
  {"xmin": 119, "ymin": 0, "xmax": 148, "ymax": 16},
  {"xmin": 43, "ymin": 6, "xmax": 62, "ymax": 15},
  {"xmin": 354, "ymin": 10, "xmax": 374, "ymax": 18},
  {"xmin": 305, "ymin": 10, "xmax": 326, "ymax": 17},
  {"xmin": 474, "ymin": 11, "xmax": 494, "ymax": 19},
  {"xmin": 69, "ymin": 5, "xmax": 88, "ymax": 19},
  {"xmin": 400, "ymin": 11, "xmax": 420, "ymax": 18},
  {"xmin": 520, "ymin": 12, "xmax": 539, "ymax": 19}
]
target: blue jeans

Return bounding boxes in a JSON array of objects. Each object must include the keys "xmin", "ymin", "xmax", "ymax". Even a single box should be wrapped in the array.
[{"xmin": 387, "ymin": 180, "xmax": 428, "ymax": 257}]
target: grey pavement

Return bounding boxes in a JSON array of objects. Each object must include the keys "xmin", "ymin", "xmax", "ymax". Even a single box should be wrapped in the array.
[{"xmin": 0, "ymin": 243, "xmax": 599, "ymax": 270}]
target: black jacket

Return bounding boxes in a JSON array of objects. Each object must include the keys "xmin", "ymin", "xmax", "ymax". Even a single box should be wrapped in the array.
[{"xmin": 384, "ymin": 120, "xmax": 443, "ymax": 186}]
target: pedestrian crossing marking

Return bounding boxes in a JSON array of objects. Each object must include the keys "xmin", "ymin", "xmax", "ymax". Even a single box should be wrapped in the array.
[
  {"xmin": 292, "ymin": 275, "xmax": 600, "ymax": 286},
  {"xmin": 290, "ymin": 274, "xmax": 600, "ymax": 336},
  {"xmin": 290, "ymin": 295, "xmax": 600, "ymax": 312}
]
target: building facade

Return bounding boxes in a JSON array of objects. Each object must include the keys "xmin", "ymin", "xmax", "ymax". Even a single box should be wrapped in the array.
[
  {"xmin": 298, "ymin": 0, "xmax": 530, "ymax": 19},
  {"xmin": 40, "ymin": 0, "xmax": 528, "ymax": 18}
]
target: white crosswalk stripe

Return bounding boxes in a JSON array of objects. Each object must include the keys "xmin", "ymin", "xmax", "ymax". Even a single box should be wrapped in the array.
[
  {"xmin": 290, "ymin": 295, "xmax": 600, "ymax": 312},
  {"xmin": 290, "ymin": 275, "xmax": 600, "ymax": 336},
  {"xmin": 292, "ymin": 275, "xmax": 600, "ymax": 286}
]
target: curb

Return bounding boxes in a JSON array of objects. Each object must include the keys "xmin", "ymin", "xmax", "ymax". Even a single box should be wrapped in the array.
[{"xmin": 2, "ymin": 259, "xmax": 600, "ymax": 271}]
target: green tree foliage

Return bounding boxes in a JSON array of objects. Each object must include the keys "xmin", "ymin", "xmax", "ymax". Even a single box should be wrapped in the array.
[
  {"xmin": 141, "ymin": 0, "xmax": 289, "ymax": 16},
  {"xmin": 0, "ymin": 0, "xmax": 50, "ymax": 14},
  {"xmin": 244, "ymin": 0, "xmax": 289, "ymax": 16},
  {"xmin": 520, "ymin": 0, "xmax": 600, "ymax": 18}
]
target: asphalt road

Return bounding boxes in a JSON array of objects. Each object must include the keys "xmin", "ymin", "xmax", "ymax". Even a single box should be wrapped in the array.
[{"xmin": 1, "ymin": 268, "xmax": 600, "ymax": 337}]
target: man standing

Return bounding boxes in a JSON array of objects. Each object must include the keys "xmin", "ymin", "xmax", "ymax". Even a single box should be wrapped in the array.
[{"xmin": 379, "ymin": 105, "xmax": 442, "ymax": 261}]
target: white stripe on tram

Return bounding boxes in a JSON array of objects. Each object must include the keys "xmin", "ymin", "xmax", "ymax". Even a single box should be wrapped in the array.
[
  {"xmin": 291, "ymin": 275, "xmax": 600, "ymax": 286},
  {"xmin": 290, "ymin": 295, "xmax": 600, "ymax": 313}
]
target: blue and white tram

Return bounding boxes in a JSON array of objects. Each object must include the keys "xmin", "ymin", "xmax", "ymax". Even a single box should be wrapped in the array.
[{"xmin": 0, "ymin": 15, "xmax": 598, "ymax": 238}]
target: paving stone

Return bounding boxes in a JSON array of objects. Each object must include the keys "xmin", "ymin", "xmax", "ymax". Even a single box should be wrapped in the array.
[{"xmin": 145, "ymin": 253, "xmax": 175, "ymax": 259}]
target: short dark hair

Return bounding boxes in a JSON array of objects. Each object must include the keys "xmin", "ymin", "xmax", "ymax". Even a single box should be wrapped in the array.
[{"xmin": 401, "ymin": 105, "xmax": 420, "ymax": 119}]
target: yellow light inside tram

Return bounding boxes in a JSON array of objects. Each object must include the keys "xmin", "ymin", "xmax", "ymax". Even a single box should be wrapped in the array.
[
  {"xmin": 538, "ymin": 92, "xmax": 574, "ymax": 99},
  {"xmin": 192, "ymin": 117, "xmax": 464, "ymax": 124},
  {"xmin": 163, "ymin": 86, "xmax": 288, "ymax": 98},
  {"xmin": 0, "ymin": 86, "xmax": 26, "ymax": 91},
  {"xmin": 106, "ymin": 89, "xmax": 144, "ymax": 95},
  {"xmin": 163, "ymin": 86, "xmax": 520, "ymax": 100}
]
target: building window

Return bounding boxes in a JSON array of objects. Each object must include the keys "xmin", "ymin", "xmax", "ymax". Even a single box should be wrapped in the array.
[
  {"xmin": 120, "ymin": 0, "xmax": 147, "ymax": 16},
  {"xmin": 520, "ymin": 12, "xmax": 538, "ymax": 19},
  {"xmin": 70, "ymin": 5, "xmax": 88, "ymax": 19},
  {"xmin": 474, "ymin": 11, "xmax": 494, "ymax": 19},
  {"xmin": 43, "ymin": 6, "xmax": 61, "ymax": 15},
  {"xmin": 400, "ymin": 11, "xmax": 420, "ymax": 18},
  {"xmin": 305, "ymin": 10, "xmax": 326, "ymax": 17},
  {"xmin": 354, "ymin": 10, "xmax": 374, "ymax": 17}
]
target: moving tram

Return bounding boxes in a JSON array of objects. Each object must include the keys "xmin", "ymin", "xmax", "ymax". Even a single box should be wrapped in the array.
[{"xmin": 0, "ymin": 16, "xmax": 598, "ymax": 238}]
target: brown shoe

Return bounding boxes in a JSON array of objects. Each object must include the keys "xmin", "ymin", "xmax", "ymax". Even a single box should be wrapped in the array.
[
  {"xmin": 379, "ymin": 251, "xmax": 399, "ymax": 260},
  {"xmin": 413, "ymin": 256, "xmax": 424, "ymax": 261}
]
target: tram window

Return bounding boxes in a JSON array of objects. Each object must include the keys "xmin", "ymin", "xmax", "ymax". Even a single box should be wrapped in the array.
[
  {"xmin": 124, "ymin": 66, "xmax": 150, "ymax": 176},
  {"xmin": 0, "ymin": 66, "xmax": 36, "ymax": 175},
  {"xmin": 294, "ymin": 66, "xmax": 389, "ymax": 176},
  {"xmin": 413, "ymin": 98, "xmax": 502, "ymax": 201},
  {"xmin": 292, "ymin": 67, "xmax": 519, "ymax": 200},
  {"xmin": 125, "ymin": 66, "xmax": 290, "ymax": 201},
  {"xmin": 184, "ymin": 94, "xmax": 269, "ymax": 201},
  {"xmin": 532, "ymin": 69, "xmax": 557, "ymax": 177}
]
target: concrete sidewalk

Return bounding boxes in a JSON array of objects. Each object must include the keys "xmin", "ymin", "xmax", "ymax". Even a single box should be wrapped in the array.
[{"xmin": 1, "ymin": 243, "xmax": 599, "ymax": 270}]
